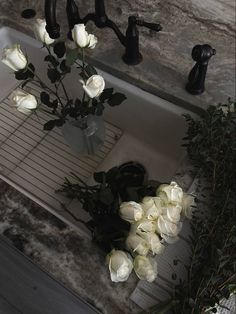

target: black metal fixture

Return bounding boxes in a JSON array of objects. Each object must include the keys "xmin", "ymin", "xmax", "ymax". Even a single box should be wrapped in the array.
[
  {"xmin": 44, "ymin": 0, "xmax": 162, "ymax": 65},
  {"xmin": 186, "ymin": 44, "xmax": 216, "ymax": 95}
]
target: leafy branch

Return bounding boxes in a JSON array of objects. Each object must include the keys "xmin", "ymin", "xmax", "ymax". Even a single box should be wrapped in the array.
[{"xmin": 145, "ymin": 100, "xmax": 236, "ymax": 314}]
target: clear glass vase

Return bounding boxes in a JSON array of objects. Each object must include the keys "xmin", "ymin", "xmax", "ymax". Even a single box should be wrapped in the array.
[{"xmin": 61, "ymin": 115, "xmax": 105, "ymax": 155}]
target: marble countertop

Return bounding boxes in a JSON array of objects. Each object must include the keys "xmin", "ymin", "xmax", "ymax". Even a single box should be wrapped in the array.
[
  {"xmin": 0, "ymin": 180, "xmax": 140, "ymax": 314},
  {"xmin": 0, "ymin": 0, "xmax": 235, "ymax": 113}
]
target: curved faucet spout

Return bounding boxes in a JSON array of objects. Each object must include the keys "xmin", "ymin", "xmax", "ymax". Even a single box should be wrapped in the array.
[{"xmin": 45, "ymin": 0, "xmax": 60, "ymax": 39}]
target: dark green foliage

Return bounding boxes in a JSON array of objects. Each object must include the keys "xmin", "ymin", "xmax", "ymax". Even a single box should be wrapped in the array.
[
  {"xmin": 15, "ymin": 63, "xmax": 35, "ymax": 80},
  {"xmin": 65, "ymin": 48, "xmax": 78, "ymax": 66},
  {"xmin": 60, "ymin": 60, "xmax": 71, "ymax": 74},
  {"xmin": 59, "ymin": 166, "xmax": 161, "ymax": 252},
  {"xmin": 148, "ymin": 100, "xmax": 236, "ymax": 314},
  {"xmin": 19, "ymin": 41, "xmax": 126, "ymax": 132},
  {"xmin": 44, "ymin": 55, "xmax": 59, "ymax": 67},
  {"xmin": 43, "ymin": 119, "xmax": 64, "ymax": 130},
  {"xmin": 108, "ymin": 92, "xmax": 127, "ymax": 106},
  {"xmin": 47, "ymin": 68, "xmax": 61, "ymax": 83},
  {"xmin": 53, "ymin": 42, "xmax": 66, "ymax": 58}
]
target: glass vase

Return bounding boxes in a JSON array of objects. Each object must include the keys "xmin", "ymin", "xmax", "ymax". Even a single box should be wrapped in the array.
[{"xmin": 61, "ymin": 115, "xmax": 105, "ymax": 155}]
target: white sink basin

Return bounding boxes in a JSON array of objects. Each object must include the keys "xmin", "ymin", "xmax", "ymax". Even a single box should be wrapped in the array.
[{"xmin": 0, "ymin": 27, "xmax": 196, "ymax": 237}]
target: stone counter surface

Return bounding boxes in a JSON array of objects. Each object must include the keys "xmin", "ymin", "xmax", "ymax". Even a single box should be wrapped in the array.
[{"xmin": 0, "ymin": 0, "xmax": 235, "ymax": 111}]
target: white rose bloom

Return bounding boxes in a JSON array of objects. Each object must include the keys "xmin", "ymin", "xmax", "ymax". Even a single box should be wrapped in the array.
[
  {"xmin": 134, "ymin": 255, "xmax": 158, "ymax": 282},
  {"xmin": 157, "ymin": 215, "xmax": 182, "ymax": 243},
  {"xmin": 165, "ymin": 204, "xmax": 182, "ymax": 223},
  {"xmin": 142, "ymin": 196, "xmax": 163, "ymax": 220},
  {"xmin": 107, "ymin": 250, "xmax": 133, "ymax": 282},
  {"xmin": 34, "ymin": 19, "xmax": 55, "ymax": 45},
  {"xmin": 119, "ymin": 201, "xmax": 143, "ymax": 223},
  {"xmin": 126, "ymin": 234, "xmax": 150, "ymax": 256},
  {"xmin": 72, "ymin": 24, "xmax": 98, "ymax": 49},
  {"xmin": 82, "ymin": 75, "xmax": 105, "ymax": 99},
  {"xmin": 10, "ymin": 89, "xmax": 37, "ymax": 114},
  {"xmin": 141, "ymin": 232, "xmax": 165, "ymax": 255},
  {"xmin": 182, "ymin": 193, "xmax": 195, "ymax": 219},
  {"xmin": 131, "ymin": 219, "xmax": 156, "ymax": 236},
  {"xmin": 1, "ymin": 44, "xmax": 27, "ymax": 71},
  {"xmin": 156, "ymin": 181, "xmax": 183, "ymax": 205}
]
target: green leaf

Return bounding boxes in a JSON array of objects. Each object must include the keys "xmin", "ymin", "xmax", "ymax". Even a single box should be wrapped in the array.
[
  {"xmin": 99, "ymin": 188, "xmax": 114, "ymax": 205},
  {"xmin": 53, "ymin": 41, "xmax": 66, "ymax": 58},
  {"xmin": 108, "ymin": 92, "xmax": 127, "ymax": 106},
  {"xmin": 66, "ymin": 48, "xmax": 78, "ymax": 66},
  {"xmin": 47, "ymin": 68, "xmax": 61, "ymax": 83},
  {"xmin": 94, "ymin": 172, "xmax": 106, "ymax": 184},
  {"xmin": 60, "ymin": 60, "xmax": 71, "ymax": 73},
  {"xmin": 40, "ymin": 92, "xmax": 50, "ymax": 105},
  {"xmin": 44, "ymin": 55, "xmax": 59, "ymax": 67},
  {"xmin": 99, "ymin": 88, "xmax": 114, "ymax": 102},
  {"xmin": 43, "ymin": 120, "xmax": 57, "ymax": 131},
  {"xmin": 44, "ymin": 119, "xmax": 64, "ymax": 130},
  {"xmin": 84, "ymin": 64, "xmax": 97, "ymax": 77},
  {"xmin": 15, "ymin": 67, "xmax": 34, "ymax": 80}
]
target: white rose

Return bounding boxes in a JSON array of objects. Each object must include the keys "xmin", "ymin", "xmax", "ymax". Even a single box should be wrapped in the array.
[
  {"xmin": 82, "ymin": 75, "xmax": 105, "ymax": 99},
  {"xmin": 141, "ymin": 232, "xmax": 165, "ymax": 255},
  {"xmin": 126, "ymin": 234, "xmax": 149, "ymax": 256},
  {"xmin": 134, "ymin": 255, "xmax": 158, "ymax": 282},
  {"xmin": 1, "ymin": 44, "xmax": 27, "ymax": 71},
  {"xmin": 156, "ymin": 182, "xmax": 183, "ymax": 205},
  {"xmin": 131, "ymin": 219, "xmax": 156, "ymax": 236},
  {"xmin": 34, "ymin": 19, "xmax": 55, "ymax": 45},
  {"xmin": 10, "ymin": 89, "xmax": 37, "ymax": 114},
  {"xmin": 157, "ymin": 215, "xmax": 182, "ymax": 243},
  {"xmin": 164, "ymin": 204, "xmax": 182, "ymax": 223},
  {"xmin": 182, "ymin": 193, "xmax": 195, "ymax": 219},
  {"xmin": 72, "ymin": 24, "xmax": 98, "ymax": 49},
  {"xmin": 142, "ymin": 196, "xmax": 163, "ymax": 220},
  {"xmin": 107, "ymin": 250, "xmax": 133, "ymax": 282},
  {"xmin": 119, "ymin": 201, "xmax": 143, "ymax": 223}
]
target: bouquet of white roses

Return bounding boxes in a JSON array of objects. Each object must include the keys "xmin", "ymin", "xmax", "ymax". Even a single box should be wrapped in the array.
[
  {"xmin": 107, "ymin": 181, "xmax": 194, "ymax": 283},
  {"xmin": 1, "ymin": 19, "xmax": 126, "ymax": 137},
  {"xmin": 60, "ymin": 166, "xmax": 194, "ymax": 284}
]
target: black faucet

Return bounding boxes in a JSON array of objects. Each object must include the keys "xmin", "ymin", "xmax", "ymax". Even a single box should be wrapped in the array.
[
  {"xmin": 186, "ymin": 44, "xmax": 216, "ymax": 95},
  {"xmin": 45, "ymin": 0, "xmax": 162, "ymax": 65}
]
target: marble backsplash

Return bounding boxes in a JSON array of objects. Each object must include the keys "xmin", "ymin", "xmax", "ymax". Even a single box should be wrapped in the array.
[{"xmin": 0, "ymin": 0, "xmax": 235, "ymax": 111}]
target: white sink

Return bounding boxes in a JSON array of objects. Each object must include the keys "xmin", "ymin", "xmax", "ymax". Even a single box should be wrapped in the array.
[{"xmin": 0, "ymin": 27, "xmax": 196, "ymax": 237}]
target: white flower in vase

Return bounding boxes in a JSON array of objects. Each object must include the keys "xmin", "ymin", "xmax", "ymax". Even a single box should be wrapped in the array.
[
  {"xmin": 1, "ymin": 44, "xmax": 27, "ymax": 71},
  {"xmin": 72, "ymin": 24, "xmax": 98, "ymax": 49},
  {"xmin": 34, "ymin": 19, "xmax": 55, "ymax": 45},
  {"xmin": 81, "ymin": 75, "xmax": 105, "ymax": 99},
  {"xmin": 10, "ymin": 89, "xmax": 38, "ymax": 114}
]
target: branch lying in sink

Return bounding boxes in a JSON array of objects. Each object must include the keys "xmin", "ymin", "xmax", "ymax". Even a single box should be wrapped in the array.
[{"xmin": 145, "ymin": 99, "xmax": 236, "ymax": 314}]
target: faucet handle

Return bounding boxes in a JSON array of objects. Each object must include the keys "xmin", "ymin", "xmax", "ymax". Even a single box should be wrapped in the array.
[{"xmin": 136, "ymin": 19, "xmax": 162, "ymax": 32}]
